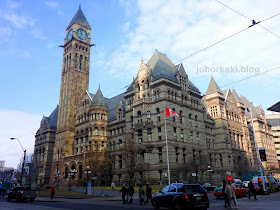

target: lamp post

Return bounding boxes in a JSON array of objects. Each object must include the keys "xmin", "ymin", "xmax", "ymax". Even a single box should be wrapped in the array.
[
  {"xmin": 68, "ymin": 169, "xmax": 77, "ymax": 191},
  {"xmin": 10, "ymin": 138, "xmax": 26, "ymax": 186},
  {"xmin": 39, "ymin": 173, "xmax": 44, "ymax": 187},
  {"xmin": 207, "ymin": 166, "xmax": 213, "ymax": 186},
  {"xmin": 84, "ymin": 166, "xmax": 91, "ymax": 194}
]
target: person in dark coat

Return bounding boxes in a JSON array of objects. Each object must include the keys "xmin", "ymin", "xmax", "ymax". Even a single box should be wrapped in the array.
[
  {"xmin": 138, "ymin": 184, "xmax": 145, "ymax": 205},
  {"xmin": 222, "ymin": 180, "xmax": 230, "ymax": 207},
  {"xmin": 248, "ymin": 180, "xmax": 257, "ymax": 200},
  {"xmin": 120, "ymin": 184, "xmax": 127, "ymax": 204},
  {"xmin": 128, "ymin": 185, "xmax": 134, "ymax": 203},
  {"xmin": 145, "ymin": 184, "xmax": 152, "ymax": 203}
]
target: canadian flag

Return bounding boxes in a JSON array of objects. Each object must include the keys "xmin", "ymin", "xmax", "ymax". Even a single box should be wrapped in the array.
[{"xmin": 165, "ymin": 107, "xmax": 181, "ymax": 118}]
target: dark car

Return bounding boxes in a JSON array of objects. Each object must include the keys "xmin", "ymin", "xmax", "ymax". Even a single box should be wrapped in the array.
[
  {"xmin": 152, "ymin": 183, "xmax": 209, "ymax": 209},
  {"xmin": 8, "ymin": 186, "xmax": 38, "ymax": 202}
]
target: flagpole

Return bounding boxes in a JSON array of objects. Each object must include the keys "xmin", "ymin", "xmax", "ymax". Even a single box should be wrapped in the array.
[{"xmin": 164, "ymin": 111, "xmax": 171, "ymax": 185}]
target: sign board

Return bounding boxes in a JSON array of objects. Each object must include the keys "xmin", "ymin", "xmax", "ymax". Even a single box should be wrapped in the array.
[
  {"xmin": 226, "ymin": 171, "xmax": 231, "ymax": 175},
  {"xmin": 259, "ymin": 147, "xmax": 267, "ymax": 161},
  {"xmin": 192, "ymin": 173, "xmax": 196, "ymax": 177}
]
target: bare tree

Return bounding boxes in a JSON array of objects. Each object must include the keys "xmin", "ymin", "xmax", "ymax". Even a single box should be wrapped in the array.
[{"xmin": 122, "ymin": 133, "xmax": 139, "ymax": 184}]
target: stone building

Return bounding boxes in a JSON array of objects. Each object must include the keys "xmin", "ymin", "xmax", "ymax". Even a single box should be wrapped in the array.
[
  {"xmin": 34, "ymin": 6, "xmax": 277, "ymax": 186},
  {"xmin": 34, "ymin": 106, "xmax": 58, "ymax": 185},
  {"xmin": 266, "ymin": 112, "xmax": 280, "ymax": 167}
]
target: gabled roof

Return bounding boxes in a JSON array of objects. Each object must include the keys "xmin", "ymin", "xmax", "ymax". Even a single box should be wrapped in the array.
[
  {"xmin": 104, "ymin": 93, "xmax": 126, "ymax": 121},
  {"xmin": 206, "ymin": 76, "xmax": 223, "ymax": 95},
  {"xmin": 66, "ymin": 6, "xmax": 91, "ymax": 30},
  {"xmin": 146, "ymin": 49, "xmax": 179, "ymax": 83},
  {"xmin": 91, "ymin": 87, "xmax": 106, "ymax": 106},
  {"xmin": 240, "ymin": 96, "xmax": 259, "ymax": 118},
  {"xmin": 232, "ymin": 89, "xmax": 244, "ymax": 105},
  {"xmin": 36, "ymin": 105, "xmax": 58, "ymax": 134}
]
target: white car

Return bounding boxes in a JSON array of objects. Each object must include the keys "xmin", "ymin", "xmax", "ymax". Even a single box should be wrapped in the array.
[{"xmin": 242, "ymin": 181, "xmax": 250, "ymax": 188}]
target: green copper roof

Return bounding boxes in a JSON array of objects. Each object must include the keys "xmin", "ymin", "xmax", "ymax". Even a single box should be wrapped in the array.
[
  {"xmin": 91, "ymin": 87, "xmax": 106, "ymax": 106},
  {"xmin": 66, "ymin": 6, "xmax": 91, "ymax": 30}
]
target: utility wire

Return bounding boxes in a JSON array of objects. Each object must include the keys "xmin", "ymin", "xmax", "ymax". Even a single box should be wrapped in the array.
[{"xmin": 216, "ymin": 0, "xmax": 280, "ymax": 39}]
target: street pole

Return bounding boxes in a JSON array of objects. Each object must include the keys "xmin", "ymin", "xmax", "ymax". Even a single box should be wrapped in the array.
[
  {"xmin": 248, "ymin": 108, "xmax": 266, "ymax": 192},
  {"xmin": 164, "ymin": 113, "xmax": 171, "ymax": 185},
  {"xmin": 20, "ymin": 150, "xmax": 26, "ymax": 186}
]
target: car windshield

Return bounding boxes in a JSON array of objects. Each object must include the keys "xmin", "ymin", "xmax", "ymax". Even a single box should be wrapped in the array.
[{"xmin": 183, "ymin": 185, "xmax": 205, "ymax": 194}]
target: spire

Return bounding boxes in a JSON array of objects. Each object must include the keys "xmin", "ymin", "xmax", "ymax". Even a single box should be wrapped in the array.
[
  {"xmin": 206, "ymin": 76, "xmax": 223, "ymax": 95},
  {"xmin": 232, "ymin": 88, "xmax": 244, "ymax": 105},
  {"xmin": 91, "ymin": 87, "xmax": 106, "ymax": 106},
  {"xmin": 66, "ymin": 5, "xmax": 91, "ymax": 30}
]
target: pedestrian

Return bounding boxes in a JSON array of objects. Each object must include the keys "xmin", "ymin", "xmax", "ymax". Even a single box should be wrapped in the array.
[
  {"xmin": 222, "ymin": 180, "xmax": 230, "ymax": 207},
  {"xmin": 145, "ymin": 184, "xmax": 152, "ymax": 203},
  {"xmin": 248, "ymin": 180, "xmax": 257, "ymax": 200},
  {"xmin": 138, "ymin": 184, "xmax": 145, "ymax": 205},
  {"xmin": 128, "ymin": 185, "xmax": 134, "ymax": 203},
  {"xmin": 225, "ymin": 180, "xmax": 238, "ymax": 209},
  {"xmin": 120, "ymin": 184, "xmax": 127, "ymax": 204},
  {"xmin": 258, "ymin": 178, "xmax": 263, "ymax": 194},
  {"xmin": 50, "ymin": 185, "xmax": 55, "ymax": 200}
]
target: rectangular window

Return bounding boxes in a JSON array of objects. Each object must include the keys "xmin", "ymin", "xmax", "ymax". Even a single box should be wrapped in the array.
[
  {"xmin": 173, "ymin": 127, "xmax": 177, "ymax": 140},
  {"xmin": 181, "ymin": 129, "xmax": 184, "ymax": 141}
]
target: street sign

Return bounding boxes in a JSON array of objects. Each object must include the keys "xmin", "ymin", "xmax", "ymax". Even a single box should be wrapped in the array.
[{"xmin": 192, "ymin": 173, "xmax": 196, "ymax": 177}]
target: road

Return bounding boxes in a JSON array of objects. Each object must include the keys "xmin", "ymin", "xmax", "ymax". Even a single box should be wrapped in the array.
[{"xmin": 0, "ymin": 190, "xmax": 279, "ymax": 210}]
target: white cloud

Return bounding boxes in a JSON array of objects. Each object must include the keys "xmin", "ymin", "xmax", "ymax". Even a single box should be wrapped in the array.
[
  {"xmin": 0, "ymin": 110, "xmax": 42, "ymax": 168},
  {"xmin": 45, "ymin": 1, "xmax": 59, "ymax": 9},
  {"xmin": 2, "ymin": 12, "xmax": 35, "ymax": 29},
  {"xmin": 7, "ymin": 0, "xmax": 22, "ymax": 9}
]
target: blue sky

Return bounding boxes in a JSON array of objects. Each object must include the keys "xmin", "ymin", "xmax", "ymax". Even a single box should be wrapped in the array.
[{"xmin": 1, "ymin": 0, "xmax": 280, "ymax": 168}]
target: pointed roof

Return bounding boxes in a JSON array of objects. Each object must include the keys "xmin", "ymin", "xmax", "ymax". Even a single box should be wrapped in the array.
[
  {"xmin": 232, "ymin": 89, "xmax": 244, "ymax": 105},
  {"xmin": 240, "ymin": 96, "xmax": 259, "ymax": 118},
  {"xmin": 206, "ymin": 76, "xmax": 223, "ymax": 95},
  {"xmin": 66, "ymin": 5, "xmax": 91, "ymax": 30},
  {"xmin": 146, "ymin": 49, "xmax": 179, "ymax": 83},
  {"xmin": 36, "ymin": 105, "xmax": 58, "ymax": 134},
  {"xmin": 91, "ymin": 87, "xmax": 106, "ymax": 106}
]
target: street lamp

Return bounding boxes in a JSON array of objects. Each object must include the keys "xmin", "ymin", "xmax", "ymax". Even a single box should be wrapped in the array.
[
  {"xmin": 10, "ymin": 137, "xmax": 26, "ymax": 186},
  {"xmin": 68, "ymin": 169, "xmax": 77, "ymax": 191},
  {"xmin": 207, "ymin": 166, "xmax": 213, "ymax": 186},
  {"xmin": 39, "ymin": 173, "xmax": 44, "ymax": 187},
  {"xmin": 84, "ymin": 166, "xmax": 91, "ymax": 194}
]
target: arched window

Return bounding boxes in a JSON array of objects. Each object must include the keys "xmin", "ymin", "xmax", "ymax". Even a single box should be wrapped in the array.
[
  {"xmin": 119, "ymin": 139, "xmax": 122, "ymax": 148},
  {"xmin": 147, "ymin": 111, "xmax": 151, "ymax": 122},
  {"xmin": 138, "ymin": 130, "xmax": 143, "ymax": 142},
  {"xmin": 95, "ymin": 127, "xmax": 98, "ymax": 136}
]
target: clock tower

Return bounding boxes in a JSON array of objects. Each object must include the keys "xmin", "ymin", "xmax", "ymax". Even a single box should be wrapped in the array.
[{"xmin": 51, "ymin": 6, "xmax": 92, "ymax": 180}]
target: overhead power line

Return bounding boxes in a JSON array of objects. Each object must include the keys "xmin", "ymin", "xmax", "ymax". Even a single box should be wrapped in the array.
[{"xmin": 216, "ymin": 0, "xmax": 280, "ymax": 39}]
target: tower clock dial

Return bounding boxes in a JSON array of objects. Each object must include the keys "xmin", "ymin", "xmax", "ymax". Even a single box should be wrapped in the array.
[
  {"xmin": 77, "ymin": 28, "xmax": 88, "ymax": 40},
  {"xmin": 67, "ymin": 29, "xmax": 73, "ymax": 40}
]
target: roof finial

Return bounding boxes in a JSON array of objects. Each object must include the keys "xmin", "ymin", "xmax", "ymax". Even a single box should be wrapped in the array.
[
  {"xmin": 79, "ymin": 3, "xmax": 81, "ymax": 9},
  {"xmin": 99, "ymin": 83, "xmax": 100, "ymax": 89}
]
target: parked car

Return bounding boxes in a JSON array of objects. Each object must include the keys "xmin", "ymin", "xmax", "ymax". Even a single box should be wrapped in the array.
[
  {"xmin": 213, "ymin": 184, "xmax": 246, "ymax": 199},
  {"xmin": 152, "ymin": 183, "xmax": 209, "ymax": 209},
  {"xmin": 202, "ymin": 183, "xmax": 215, "ymax": 191},
  {"xmin": 8, "ymin": 186, "xmax": 38, "ymax": 202},
  {"xmin": 276, "ymin": 179, "xmax": 280, "ymax": 189}
]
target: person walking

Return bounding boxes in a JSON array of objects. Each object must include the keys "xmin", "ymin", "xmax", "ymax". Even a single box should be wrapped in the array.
[
  {"xmin": 145, "ymin": 184, "xmax": 152, "ymax": 203},
  {"xmin": 120, "ymin": 184, "xmax": 127, "ymax": 204},
  {"xmin": 248, "ymin": 180, "xmax": 257, "ymax": 200},
  {"xmin": 138, "ymin": 184, "xmax": 145, "ymax": 205},
  {"xmin": 222, "ymin": 180, "xmax": 230, "ymax": 207},
  {"xmin": 225, "ymin": 180, "xmax": 238, "ymax": 209},
  {"xmin": 50, "ymin": 185, "xmax": 55, "ymax": 200},
  {"xmin": 258, "ymin": 178, "xmax": 263, "ymax": 194},
  {"xmin": 128, "ymin": 185, "xmax": 134, "ymax": 203}
]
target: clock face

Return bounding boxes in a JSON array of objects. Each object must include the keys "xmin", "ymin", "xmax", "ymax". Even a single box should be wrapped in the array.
[
  {"xmin": 67, "ymin": 29, "xmax": 73, "ymax": 40},
  {"xmin": 77, "ymin": 28, "xmax": 88, "ymax": 40}
]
